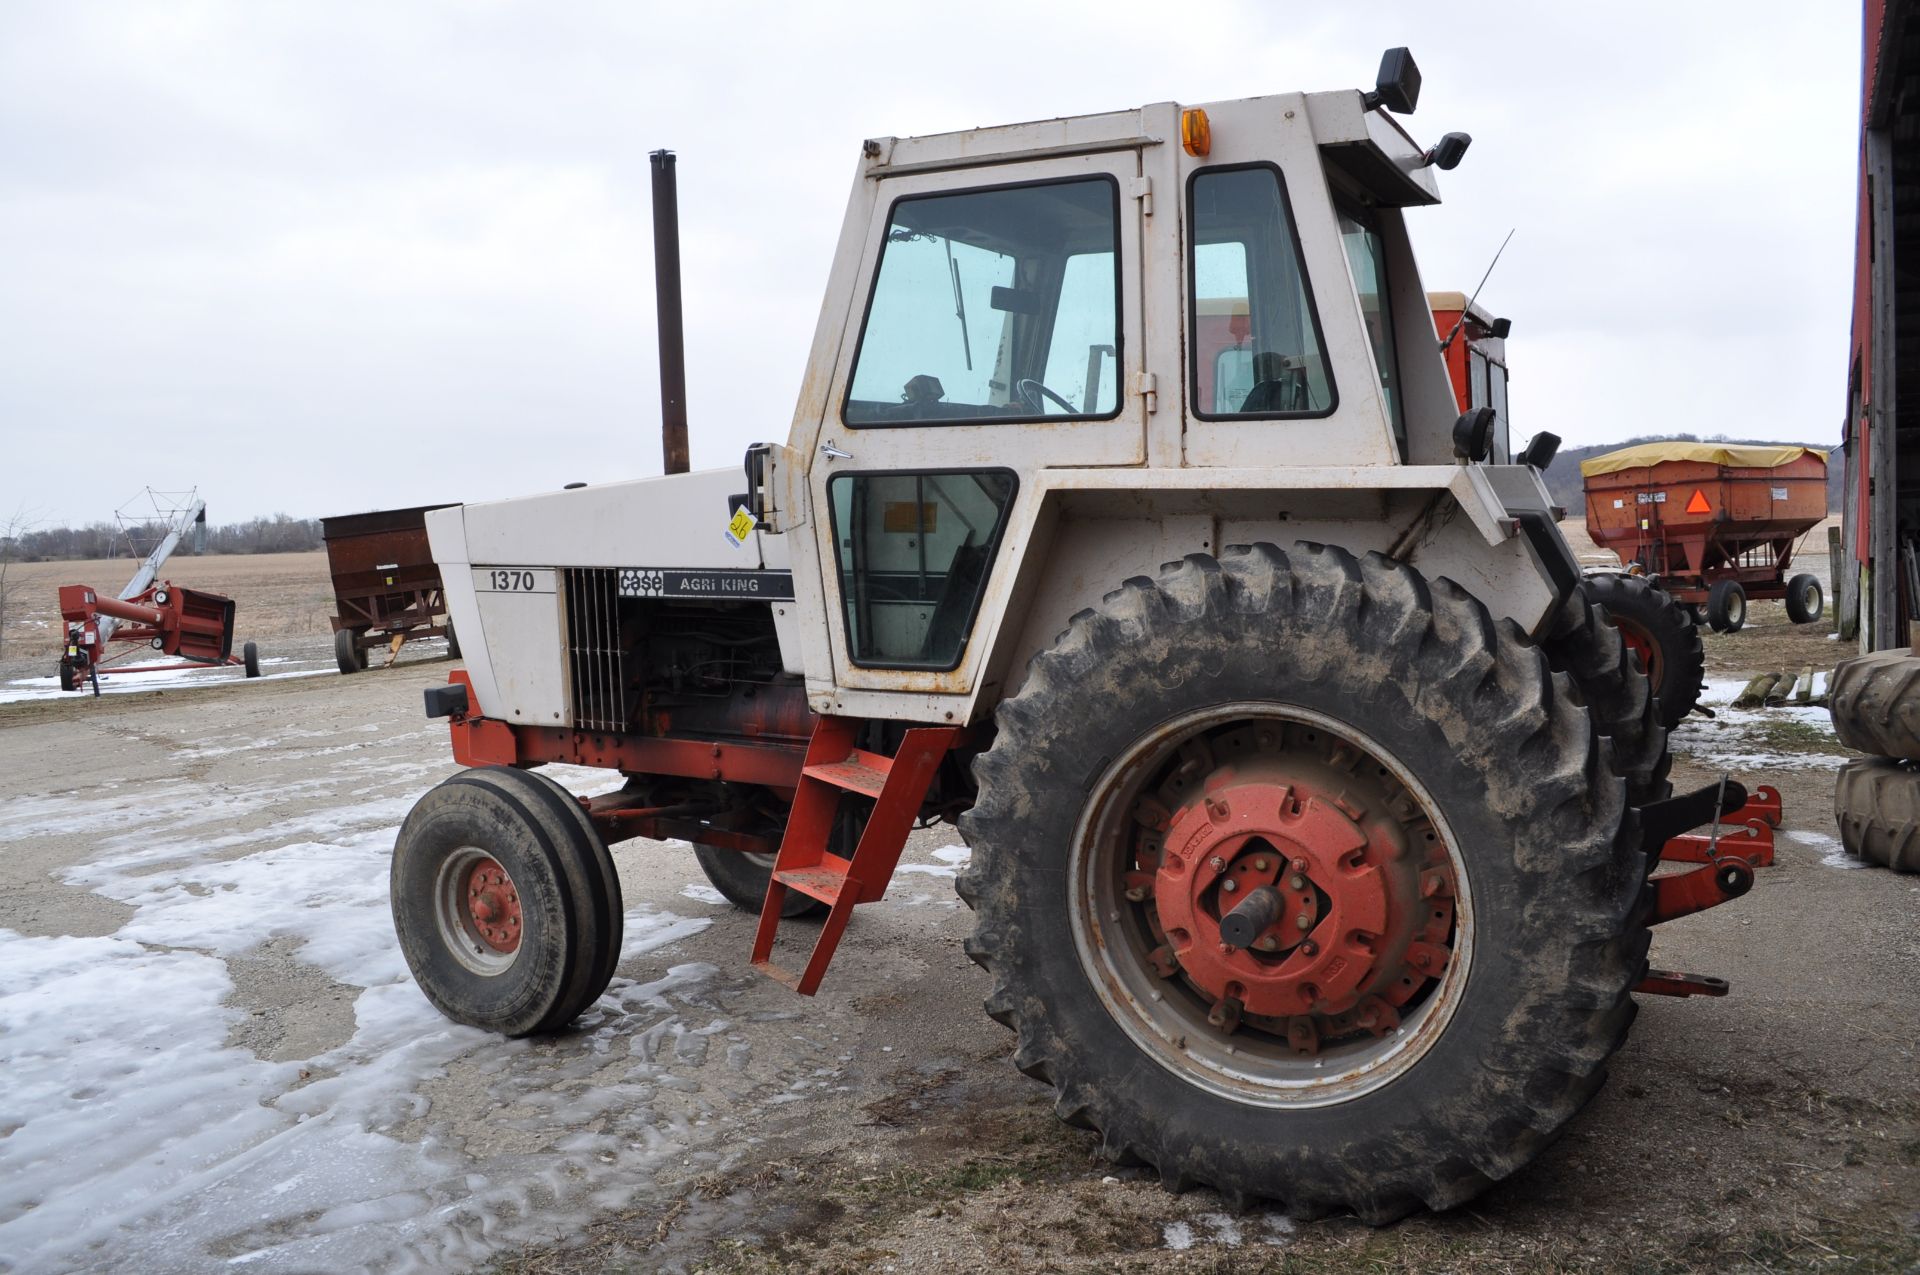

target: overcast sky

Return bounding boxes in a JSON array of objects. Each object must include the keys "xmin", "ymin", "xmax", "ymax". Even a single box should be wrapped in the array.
[{"xmin": 0, "ymin": 2, "xmax": 1862, "ymax": 527}]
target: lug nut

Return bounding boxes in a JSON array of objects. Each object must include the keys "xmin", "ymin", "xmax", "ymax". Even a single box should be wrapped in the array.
[
  {"xmin": 1221, "ymin": 878, "xmax": 1238, "ymax": 893},
  {"xmin": 1253, "ymin": 857, "xmax": 1270, "ymax": 872},
  {"xmin": 1295, "ymin": 913, "xmax": 1312, "ymax": 930},
  {"xmin": 1288, "ymin": 874, "xmax": 1306, "ymax": 891},
  {"xmin": 1208, "ymin": 856, "xmax": 1227, "ymax": 873}
]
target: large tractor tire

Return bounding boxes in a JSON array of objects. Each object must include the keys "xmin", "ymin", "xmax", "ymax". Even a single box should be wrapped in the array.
[
  {"xmin": 1785, "ymin": 573, "xmax": 1824, "ymax": 626},
  {"xmin": 1829, "ymin": 649, "xmax": 1920, "ymax": 759},
  {"xmin": 1834, "ymin": 758, "xmax": 1920, "ymax": 871},
  {"xmin": 958, "ymin": 543, "xmax": 1645, "ymax": 1221},
  {"xmin": 392, "ymin": 766, "xmax": 624, "ymax": 1035},
  {"xmin": 1581, "ymin": 574, "xmax": 1705, "ymax": 728},
  {"xmin": 1538, "ymin": 587, "xmax": 1672, "ymax": 805}
]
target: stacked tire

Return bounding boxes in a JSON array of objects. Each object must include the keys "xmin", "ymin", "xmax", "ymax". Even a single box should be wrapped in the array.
[{"xmin": 1830, "ymin": 650, "xmax": 1920, "ymax": 871}]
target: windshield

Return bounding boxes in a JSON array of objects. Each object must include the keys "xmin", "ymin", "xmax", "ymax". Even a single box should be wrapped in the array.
[{"xmin": 845, "ymin": 178, "xmax": 1120, "ymax": 425}]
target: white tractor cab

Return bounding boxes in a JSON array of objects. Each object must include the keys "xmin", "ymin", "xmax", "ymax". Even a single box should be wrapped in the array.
[{"xmin": 394, "ymin": 50, "xmax": 1774, "ymax": 1220}]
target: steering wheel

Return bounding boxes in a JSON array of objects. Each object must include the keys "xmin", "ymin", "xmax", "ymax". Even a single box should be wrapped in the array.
[{"xmin": 1016, "ymin": 378, "xmax": 1078, "ymax": 414}]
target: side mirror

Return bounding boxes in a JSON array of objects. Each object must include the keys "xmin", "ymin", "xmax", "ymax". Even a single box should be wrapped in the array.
[
  {"xmin": 1363, "ymin": 47, "xmax": 1422, "ymax": 115},
  {"xmin": 1425, "ymin": 131, "xmax": 1472, "ymax": 171},
  {"xmin": 1452, "ymin": 407, "xmax": 1497, "ymax": 462},
  {"xmin": 1490, "ymin": 317, "xmax": 1512, "ymax": 340},
  {"xmin": 1519, "ymin": 432, "xmax": 1561, "ymax": 471}
]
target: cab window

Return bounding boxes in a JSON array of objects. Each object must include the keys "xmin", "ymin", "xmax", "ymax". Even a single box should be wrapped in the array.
[
  {"xmin": 829, "ymin": 470, "xmax": 1017, "ymax": 669},
  {"xmin": 845, "ymin": 179, "xmax": 1120, "ymax": 426},
  {"xmin": 1336, "ymin": 201, "xmax": 1404, "ymax": 452},
  {"xmin": 1189, "ymin": 166, "xmax": 1332, "ymax": 417}
]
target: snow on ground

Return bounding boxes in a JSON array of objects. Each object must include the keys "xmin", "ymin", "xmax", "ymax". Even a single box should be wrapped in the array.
[
  {"xmin": 0, "ymin": 744, "xmax": 763, "ymax": 1273},
  {"xmin": 0, "ymin": 655, "xmax": 332, "ymax": 704},
  {"xmin": 1667, "ymin": 676, "xmax": 1849, "ymax": 772},
  {"xmin": 1787, "ymin": 827, "xmax": 1870, "ymax": 870}
]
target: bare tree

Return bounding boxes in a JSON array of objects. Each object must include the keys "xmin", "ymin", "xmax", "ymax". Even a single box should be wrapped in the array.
[{"xmin": 0, "ymin": 507, "xmax": 40, "ymax": 660}]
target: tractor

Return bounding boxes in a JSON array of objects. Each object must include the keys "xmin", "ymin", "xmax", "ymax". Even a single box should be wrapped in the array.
[{"xmin": 390, "ymin": 51, "xmax": 1773, "ymax": 1220}]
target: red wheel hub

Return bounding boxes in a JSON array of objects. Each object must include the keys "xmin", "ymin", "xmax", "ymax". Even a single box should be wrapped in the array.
[
  {"xmin": 1615, "ymin": 617, "xmax": 1662, "ymax": 685},
  {"xmin": 464, "ymin": 857, "xmax": 522, "ymax": 953},
  {"xmin": 1133, "ymin": 732, "xmax": 1457, "ymax": 1050}
]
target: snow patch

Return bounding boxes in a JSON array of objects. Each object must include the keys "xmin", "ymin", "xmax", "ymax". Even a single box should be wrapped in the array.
[
  {"xmin": 1787, "ymin": 827, "xmax": 1868, "ymax": 870},
  {"xmin": 895, "ymin": 844, "xmax": 971, "ymax": 878},
  {"xmin": 0, "ymin": 656, "xmax": 331, "ymax": 704},
  {"xmin": 680, "ymin": 884, "xmax": 729, "ymax": 906}
]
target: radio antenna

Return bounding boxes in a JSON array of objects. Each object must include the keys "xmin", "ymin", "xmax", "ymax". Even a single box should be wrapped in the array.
[{"xmin": 1439, "ymin": 228, "xmax": 1515, "ymax": 354}]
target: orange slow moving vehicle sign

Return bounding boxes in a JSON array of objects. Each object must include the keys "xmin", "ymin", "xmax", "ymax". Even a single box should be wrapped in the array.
[{"xmin": 1685, "ymin": 489, "xmax": 1712, "ymax": 515}]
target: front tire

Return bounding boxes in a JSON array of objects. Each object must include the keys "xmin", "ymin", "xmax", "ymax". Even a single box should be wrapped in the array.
[
  {"xmin": 392, "ymin": 767, "xmax": 624, "ymax": 1035},
  {"xmin": 694, "ymin": 845, "xmax": 829, "ymax": 918},
  {"xmin": 958, "ymin": 544, "xmax": 1644, "ymax": 1220}
]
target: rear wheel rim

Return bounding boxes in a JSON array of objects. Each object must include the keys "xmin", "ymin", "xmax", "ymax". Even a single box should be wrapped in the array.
[
  {"xmin": 1613, "ymin": 615, "xmax": 1663, "ymax": 686},
  {"xmin": 1069, "ymin": 703, "xmax": 1473, "ymax": 1109},
  {"xmin": 435, "ymin": 847, "xmax": 523, "ymax": 974}
]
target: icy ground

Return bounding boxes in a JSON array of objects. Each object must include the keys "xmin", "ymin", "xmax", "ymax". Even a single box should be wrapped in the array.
[
  {"xmin": 0, "ymin": 655, "xmax": 333, "ymax": 704},
  {"xmin": 1666, "ymin": 675, "xmax": 1847, "ymax": 772},
  {"xmin": 0, "ymin": 725, "xmax": 970, "ymax": 1273}
]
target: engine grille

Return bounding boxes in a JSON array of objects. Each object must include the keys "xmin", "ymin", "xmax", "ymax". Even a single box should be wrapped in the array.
[{"xmin": 563, "ymin": 568, "xmax": 626, "ymax": 732}]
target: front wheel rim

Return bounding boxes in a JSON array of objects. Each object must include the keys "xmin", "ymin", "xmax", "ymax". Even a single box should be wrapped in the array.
[
  {"xmin": 1069, "ymin": 703, "xmax": 1474, "ymax": 1109},
  {"xmin": 435, "ymin": 847, "xmax": 523, "ymax": 975}
]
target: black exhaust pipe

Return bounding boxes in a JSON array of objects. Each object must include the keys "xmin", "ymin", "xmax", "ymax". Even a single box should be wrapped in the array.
[{"xmin": 650, "ymin": 149, "xmax": 690, "ymax": 476}]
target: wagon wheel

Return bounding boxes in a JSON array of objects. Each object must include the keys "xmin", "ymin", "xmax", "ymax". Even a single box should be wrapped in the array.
[{"xmin": 1707, "ymin": 580, "xmax": 1747, "ymax": 633}]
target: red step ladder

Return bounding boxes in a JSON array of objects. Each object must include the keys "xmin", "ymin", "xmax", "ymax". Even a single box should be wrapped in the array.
[{"xmin": 750, "ymin": 716, "xmax": 960, "ymax": 994}]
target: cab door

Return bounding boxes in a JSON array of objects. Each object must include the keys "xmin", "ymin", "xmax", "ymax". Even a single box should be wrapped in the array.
[{"xmin": 803, "ymin": 152, "xmax": 1147, "ymax": 701}]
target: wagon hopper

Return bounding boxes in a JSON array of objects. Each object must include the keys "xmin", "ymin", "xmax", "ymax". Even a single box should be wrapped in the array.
[
  {"xmin": 1582, "ymin": 441, "xmax": 1829, "ymax": 632},
  {"xmin": 321, "ymin": 504, "xmax": 461, "ymax": 673}
]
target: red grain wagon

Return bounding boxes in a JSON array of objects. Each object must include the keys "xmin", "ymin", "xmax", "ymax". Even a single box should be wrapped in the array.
[{"xmin": 1581, "ymin": 442, "xmax": 1829, "ymax": 632}]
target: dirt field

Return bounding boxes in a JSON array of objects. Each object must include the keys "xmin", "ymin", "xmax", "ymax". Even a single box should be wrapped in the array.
[
  {"xmin": 1, "ymin": 551, "xmax": 336, "ymax": 662},
  {"xmin": 0, "ymin": 544, "xmax": 1915, "ymax": 1274}
]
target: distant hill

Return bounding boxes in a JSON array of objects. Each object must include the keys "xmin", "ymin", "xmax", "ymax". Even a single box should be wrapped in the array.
[{"xmin": 1539, "ymin": 433, "xmax": 1843, "ymax": 514}]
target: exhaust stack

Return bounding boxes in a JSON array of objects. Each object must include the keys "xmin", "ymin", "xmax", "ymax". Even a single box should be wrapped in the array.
[{"xmin": 650, "ymin": 149, "xmax": 690, "ymax": 476}]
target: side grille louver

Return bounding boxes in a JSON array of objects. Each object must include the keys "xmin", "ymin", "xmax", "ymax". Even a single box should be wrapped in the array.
[{"xmin": 563, "ymin": 568, "xmax": 626, "ymax": 732}]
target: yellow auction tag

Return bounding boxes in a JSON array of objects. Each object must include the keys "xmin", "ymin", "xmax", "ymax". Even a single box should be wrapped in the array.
[{"xmin": 725, "ymin": 507, "xmax": 756, "ymax": 547}]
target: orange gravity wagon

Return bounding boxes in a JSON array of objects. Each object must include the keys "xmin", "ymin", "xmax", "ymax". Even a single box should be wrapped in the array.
[{"xmin": 1581, "ymin": 442, "xmax": 1829, "ymax": 629}]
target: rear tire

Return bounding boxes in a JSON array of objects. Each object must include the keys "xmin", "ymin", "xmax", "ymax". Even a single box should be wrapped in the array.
[
  {"xmin": 1539, "ymin": 586, "xmax": 1672, "ymax": 804},
  {"xmin": 1834, "ymin": 758, "xmax": 1920, "ymax": 871},
  {"xmin": 58, "ymin": 660, "xmax": 76, "ymax": 692},
  {"xmin": 392, "ymin": 767, "xmax": 624, "ymax": 1035},
  {"xmin": 1785, "ymin": 574, "xmax": 1823, "ymax": 625},
  {"xmin": 959, "ymin": 543, "xmax": 1644, "ymax": 1220},
  {"xmin": 1829, "ymin": 649, "xmax": 1920, "ymax": 759},
  {"xmin": 1581, "ymin": 574, "xmax": 1705, "ymax": 728},
  {"xmin": 1706, "ymin": 579, "xmax": 1747, "ymax": 633},
  {"xmin": 335, "ymin": 628, "xmax": 361, "ymax": 675},
  {"xmin": 242, "ymin": 641, "xmax": 261, "ymax": 678}
]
